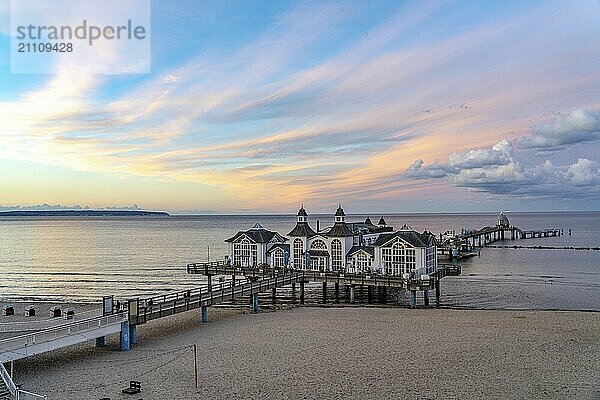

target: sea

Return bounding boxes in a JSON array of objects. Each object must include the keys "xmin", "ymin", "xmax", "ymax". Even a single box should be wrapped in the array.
[{"xmin": 0, "ymin": 212, "xmax": 598, "ymax": 311}]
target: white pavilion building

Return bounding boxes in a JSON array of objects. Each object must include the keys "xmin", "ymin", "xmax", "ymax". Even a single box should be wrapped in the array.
[{"xmin": 225, "ymin": 205, "xmax": 438, "ymax": 276}]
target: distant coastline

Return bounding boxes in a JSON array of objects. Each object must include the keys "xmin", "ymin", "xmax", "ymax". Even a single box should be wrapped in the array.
[{"xmin": 0, "ymin": 210, "xmax": 170, "ymax": 217}]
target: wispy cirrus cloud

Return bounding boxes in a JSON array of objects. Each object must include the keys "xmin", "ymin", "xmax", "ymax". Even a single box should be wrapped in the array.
[{"xmin": 2, "ymin": 1, "xmax": 600, "ymax": 211}]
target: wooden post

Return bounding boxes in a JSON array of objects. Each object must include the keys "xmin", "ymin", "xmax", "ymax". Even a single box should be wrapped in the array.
[
  {"xmin": 201, "ymin": 301, "xmax": 208, "ymax": 322},
  {"xmin": 252, "ymin": 293, "xmax": 259, "ymax": 313},
  {"xmin": 349, "ymin": 286, "xmax": 355, "ymax": 303},
  {"xmin": 322, "ymin": 282, "xmax": 327, "ymax": 303},
  {"xmin": 334, "ymin": 282, "xmax": 339, "ymax": 303},
  {"xmin": 367, "ymin": 286, "xmax": 372, "ymax": 303},
  {"xmin": 300, "ymin": 281, "xmax": 305, "ymax": 304},
  {"xmin": 435, "ymin": 279, "xmax": 441, "ymax": 307},
  {"xmin": 193, "ymin": 344, "xmax": 198, "ymax": 389},
  {"xmin": 95, "ymin": 336, "xmax": 106, "ymax": 347},
  {"xmin": 381, "ymin": 286, "xmax": 387, "ymax": 304},
  {"xmin": 207, "ymin": 275, "xmax": 212, "ymax": 292},
  {"xmin": 272, "ymin": 287, "xmax": 277, "ymax": 304},
  {"xmin": 423, "ymin": 290, "xmax": 430, "ymax": 307}
]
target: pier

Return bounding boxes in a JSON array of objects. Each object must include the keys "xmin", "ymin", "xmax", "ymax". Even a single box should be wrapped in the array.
[
  {"xmin": 186, "ymin": 261, "xmax": 461, "ymax": 309},
  {"xmin": 438, "ymin": 213, "xmax": 562, "ymax": 258}
]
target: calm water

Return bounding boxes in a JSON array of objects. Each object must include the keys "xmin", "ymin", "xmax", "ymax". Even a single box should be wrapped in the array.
[{"xmin": 0, "ymin": 212, "xmax": 598, "ymax": 310}]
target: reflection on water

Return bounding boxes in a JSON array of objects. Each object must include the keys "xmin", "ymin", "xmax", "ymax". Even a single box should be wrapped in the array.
[{"xmin": 0, "ymin": 212, "xmax": 598, "ymax": 310}]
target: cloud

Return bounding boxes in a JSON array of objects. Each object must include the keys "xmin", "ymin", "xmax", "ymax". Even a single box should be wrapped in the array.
[
  {"xmin": 405, "ymin": 140, "xmax": 600, "ymax": 198},
  {"xmin": 522, "ymin": 109, "xmax": 600, "ymax": 149}
]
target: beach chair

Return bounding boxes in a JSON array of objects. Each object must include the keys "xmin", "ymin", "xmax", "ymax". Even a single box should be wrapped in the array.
[
  {"xmin": 2, "ymin": 304, "xmax": 14, "ymax": 316},
  {"xmin": 25, "ymin": 305, "xmax": 36, "ymax": 317},
  {"xmin": 50, "ymin": 306, "xmax": 62, "ymax": 318},
  {"xmin": 122, "ymin": 381, "xmax": 141, "ymax": 395},
  {"xmin": 65, "ymin": 308, "xmax": 75, "ymax": 319}
]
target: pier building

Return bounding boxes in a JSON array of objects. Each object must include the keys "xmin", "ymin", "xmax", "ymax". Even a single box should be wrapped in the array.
[{"xmin": 227, "ymin": 205, "xmax": 438, "ymax": 276}]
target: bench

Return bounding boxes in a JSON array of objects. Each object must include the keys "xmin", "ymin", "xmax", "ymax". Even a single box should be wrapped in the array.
[{"xmin": 122, "ymin": 380, "xmax": 141, "ymax": 395}]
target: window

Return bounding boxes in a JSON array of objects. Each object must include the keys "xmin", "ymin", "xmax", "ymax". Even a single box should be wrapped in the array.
[
  {"xmin": 382, "ymin": 239, "xmax": 412, "ymax": 275},
  {"xmin": 356, "ymin": 252, "xmax": 370, "ymax": 271},
  {"xmin": 272, "ymin": 248, "xmax": 285, "ymax": 267},
  {"xmin": 331, "ymin": 239, "xmax": 343, "ymax": 270},
  {"xmin": 233, "ymin": 238, "xmax": 257, "ymax": 267},
  {"xmin": 293, "ymin": 239, "xmax": 305, "ymax": 269},
  {"xmin": 310, "ymin": 239, "xmax": 327, "ymax": 250}
]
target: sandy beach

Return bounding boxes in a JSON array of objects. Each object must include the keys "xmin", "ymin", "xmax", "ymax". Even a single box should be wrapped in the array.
[{"xmin": 8, "ymin": 305, "xmax": 599, "ymax": 400}]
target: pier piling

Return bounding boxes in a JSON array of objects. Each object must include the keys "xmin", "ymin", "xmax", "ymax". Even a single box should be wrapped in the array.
[
  {"xmin": 349, "ymin": 286, "xmax": 356, "ymax": 303},
  {"xmin": 120, "ymin": 321, "xmax": 130, "ymax": 352},
  {"xmin": 129, "ymin": 325, "xmax": 137, "ymax": 346},
  {"xmin": 435, "ymin": 279, "xmax": 441, "ymax": 307},
  {"xmin": 272, "ymin": 287, "xmax": 277, "ymax": 304},
  {"xmin": 334, "ymin": 282, "xmax": 339, "ymax": 303},
  {"xmin": 95, "ymin": 336, "xmax": 105, "ymax": 347},
  {"xmin": 201, "ymin": 301, "xmax": 208, "ymax": 322},
  {"xmin": 251, "ymin": 293, "xmax": 259, "ymax": 313},
  {"xmin": 299, "ymin": 281, "xmax": 305, "ymax": 304},
  {"xmin": 423, "ymin": 290, "xmax": 430, "ymax": 307},
  {"xmin": 322, "ymin": 282, "xmax": 327, "ymax": 303}
]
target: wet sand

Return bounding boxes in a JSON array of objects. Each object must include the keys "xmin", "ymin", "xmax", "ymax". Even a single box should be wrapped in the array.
[{"xmin": 11, "ymin": 306, "xmax": 600, "ymax": 399}]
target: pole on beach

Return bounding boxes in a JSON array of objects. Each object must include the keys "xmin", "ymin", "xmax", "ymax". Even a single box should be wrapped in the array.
[{"xmin": 193, "ymin": 344, "xmax": 198, "ymax": 389}]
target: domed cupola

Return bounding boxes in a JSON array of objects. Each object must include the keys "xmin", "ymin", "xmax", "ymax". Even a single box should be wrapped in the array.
[
  {"xmin": 365, "ymin": 216, "xmax": 372, "ymax": 225},
  {"xmin": 496, "ymin": 212, "xmax": 509, "ymax": 228},
  {"xmin": 378, "ymin": 216, "xmax": 387, "ymax": 227},
  {"xmin": 297, "ymin": 204, "xmax": 308, "ymax": 223},
  {"xmin": 334, "ymin": 203, "xmax": 346, "ymax": 223},
  {"xmin": 288, "ymin": 205, "xmax": 316, "ymax": 237}
]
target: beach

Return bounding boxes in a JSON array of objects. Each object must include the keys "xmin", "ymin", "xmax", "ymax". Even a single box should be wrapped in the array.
[{"xmin": 11, "ymin": 306, "xmax": 600, "ymax": 399}]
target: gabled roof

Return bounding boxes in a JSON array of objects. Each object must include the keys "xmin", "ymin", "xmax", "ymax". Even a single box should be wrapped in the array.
[
  {"xmin": 346, "ymin": 245, "xmax": 374, "ymax": 257},
  {"xmin": 266, "ymin": 243, "xmax": 290, "ymax": 254},
  {"xmin": 324, "ymin": 222, "xmax": 355, "ymax": 237},
  {"xmin": 225, "ymin": 226, "xmax": 287, "ymax": 243},
  {"xmin": 288, "ymin": 223, "xmax": 317, "ymax": 237},
  {"xmin": 373, "ymin": 230, "xmax": 436, "ymax": 248}
]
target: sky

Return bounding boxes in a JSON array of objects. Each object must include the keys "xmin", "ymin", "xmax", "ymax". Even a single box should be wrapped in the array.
[{"xmin": 1, "ymin": 0, "xmax": 600, "ymax": 214}]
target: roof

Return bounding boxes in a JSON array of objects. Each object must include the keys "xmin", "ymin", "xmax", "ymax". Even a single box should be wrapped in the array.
[
  {"xmin": 297, "ymin": 206, "xmax": 308, "ymax": 217},
  {"xmin": 225, "ymin": 226, "xmax": 287, "ymax": 243},
  {"xmin": 347, "ymin": 222, "xmax": 394, "ymax": 235},
  {"xmin": 373, "ymin": 230, "xmax": 437, "ymax": 247},
  {"xmin": 334, "ymin": 204, "xmax": 346, "ymax": 217},
  {"xmin": 365, "ymin": 217, "xmax": 372, "ymax": 225},
  {"xmin": 378, "ymin": 216, "xmax": 387, "ymax": 226},
  {"xmin": 266, "ymin": 243, "xmax": 290, "ymax": 254},
  {"xmin": 324, "ymin": 222, "xmax": 355, "ymax": 237},
  {"xmin": 288, "ymin": 223, "xmax": 317, "ymax": 237},
  {"xmin": 346, "ymin": 246, "xmax": 374, "ymax": 257}
]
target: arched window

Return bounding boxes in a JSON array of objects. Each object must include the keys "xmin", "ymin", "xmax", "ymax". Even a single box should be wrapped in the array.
[
  {"xmin": 293, "ymin": 239, "xmax": 305, "ymax": 269},
  {"xmin": 310, "ymin": 239, "xmax": 327, "ymax": 250},
  {"xmin": 382, "ymin": 239, "xmax": 406, "ymax": 275},
  {"xmin": 331, "ymin": 239, "xmax": 343, "ymax": 270},
  {"xmin": 233, "ymin": 238, "xmax": 256, "ymax": 267},
  {"xmin": 272, "ymin": 248, "xmax": 285, "ymax": 267}
]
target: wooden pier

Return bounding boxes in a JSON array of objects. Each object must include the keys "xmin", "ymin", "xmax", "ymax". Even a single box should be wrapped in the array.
[
  {"xmin": 186, "ymin": 261, "xmax": 461, "ymax": 308},
  {"xmin": 439, "ymin": 224, "xmax": 562, "ymax": 258}
]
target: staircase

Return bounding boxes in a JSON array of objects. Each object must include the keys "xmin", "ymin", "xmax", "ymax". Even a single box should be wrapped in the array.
[{"xmin": 0, "ymin": 379, "xmax": 11, "ymax": 400}]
